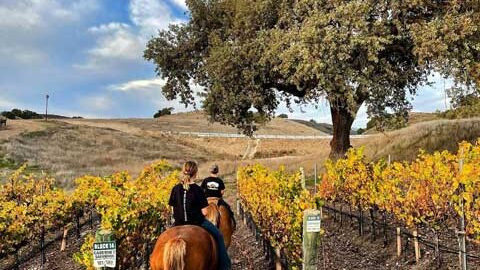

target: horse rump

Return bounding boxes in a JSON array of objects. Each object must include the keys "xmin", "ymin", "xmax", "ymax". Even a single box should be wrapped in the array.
[{"xmin": 163, "ymin": 237, "xmax": 186, "ymax": 270}]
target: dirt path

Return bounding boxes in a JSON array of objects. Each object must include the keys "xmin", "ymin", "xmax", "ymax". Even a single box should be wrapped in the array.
[{"xmin": 222, "ymin": 173, "xmax": 272, "ymax": 269}]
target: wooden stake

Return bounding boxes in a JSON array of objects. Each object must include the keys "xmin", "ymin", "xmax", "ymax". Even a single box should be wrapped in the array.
[
  {"xmin": 458, "ymin": 157, "xmax": 468, "ymax": 270},
  {"xmin": 275, "ymin": 247, "xmax": 282, "ymax": 270},
  {"xmin": 61, "ymin": 225, "xmax": 69, "ymax": 251},
  {"xmin": 339, "ymin": 205, "xmax": 343, "ymax": 227},
  {"xmin": 396, "ymin": 227, "xmax": 402, "ymax": 257},
  {"xmin": 383, "ymin": 212, "xmax": 388, "ymax": 247},
  {"xmin": 413, "ymin": 230, "xmax": 421, "ymax": 262}
]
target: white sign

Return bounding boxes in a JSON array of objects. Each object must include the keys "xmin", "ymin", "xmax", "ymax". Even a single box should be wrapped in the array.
[
  {"xmin": 306, "ymin": 215, "xmax": 321, "ymax": 233},
  {"xmin": 93, "ymin": 241, "xmax": 116, "ymax": 268}
]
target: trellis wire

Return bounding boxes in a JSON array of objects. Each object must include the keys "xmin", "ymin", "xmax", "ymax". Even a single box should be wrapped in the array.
[{"xmin": 322, "ymin": 204, "xmax": 480, "ymax": 260}]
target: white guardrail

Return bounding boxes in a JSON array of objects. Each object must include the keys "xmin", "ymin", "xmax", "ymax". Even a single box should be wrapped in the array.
[{"xmin": 175, "ymin": 131, "xmax": 371, "ymax": 140}]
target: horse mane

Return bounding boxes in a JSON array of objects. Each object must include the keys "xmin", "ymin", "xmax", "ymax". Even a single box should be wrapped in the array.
[
  {"xmin": 163, "ymin": 237, "xmax": 186, "ymax": 270},
  {"xmin": 206, "ymin": 198, "xmax": 221, "ymax": 227}
]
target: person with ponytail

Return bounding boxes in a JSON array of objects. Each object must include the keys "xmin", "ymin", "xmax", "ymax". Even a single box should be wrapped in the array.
[{"xmin": 168, "ymin": 161, "xmax": 231, "ymax": 270}]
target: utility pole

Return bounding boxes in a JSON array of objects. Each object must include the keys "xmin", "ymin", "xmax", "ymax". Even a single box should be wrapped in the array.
[{"xmin": 45, "ymin": 94, "xmax": 49, "ymax": 122}]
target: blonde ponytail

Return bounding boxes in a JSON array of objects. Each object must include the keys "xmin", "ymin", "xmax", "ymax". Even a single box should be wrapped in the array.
[{"xmin": 182, "ymin": 161, "xmax": 198, "ymax": 190}]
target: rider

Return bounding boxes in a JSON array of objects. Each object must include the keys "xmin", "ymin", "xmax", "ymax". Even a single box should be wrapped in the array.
[
  {"xmin": 168, "ymin": 161, "xmax": 231, "ymax": 270},
  {"xmin": 201, "ymin": 164, "xmax": 236, "ymax": 230}
]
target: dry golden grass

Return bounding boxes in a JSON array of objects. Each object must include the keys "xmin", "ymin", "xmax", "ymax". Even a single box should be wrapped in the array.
[
  {"xmin": 60, "ymin": 111, "xmax": 328, "ymax": 136},
  {"xmin": 358, "ymin": 118, "xmax": 480, "ymax": 162},
  {"xmin": 2, "ymin": 116, "xmax": 480, "ymax": 189},
  {"xmin": 2, "ymin": 121, "xmax": 223, "ymax": 187},
  {"xmin": 0, "ymin": 119, "xmax": 50, "ymax": 141}
]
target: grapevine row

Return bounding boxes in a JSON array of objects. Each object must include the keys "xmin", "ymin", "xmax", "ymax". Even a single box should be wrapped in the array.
[
  {"xmin": 0, "ymin": 160, "xmax": 178, "ymax": 269},
  {"xmin": 320, "ymin": 141, "xmax": 480, "ymax": 241},
  {"xmin": 237, "ymin": 164, "xmax": 318, "ymax": 268}
]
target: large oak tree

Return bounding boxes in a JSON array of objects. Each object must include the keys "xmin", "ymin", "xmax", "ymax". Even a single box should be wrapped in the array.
[{"xmin": 145, "ymin": 0, "xmax": 479, "ymax": 158}]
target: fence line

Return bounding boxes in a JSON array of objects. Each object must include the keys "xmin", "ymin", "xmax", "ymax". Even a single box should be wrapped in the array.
[
  {"xmin": 322, "ymin": 204, "xmax": 480, "ymax": 261},
  {"xmin": 0, "ymin": 210, "xmax": 100, "ymax": 270},
  {"xmin": 175, "ymin": 131, "xmax": 371, "ymax": 140}
]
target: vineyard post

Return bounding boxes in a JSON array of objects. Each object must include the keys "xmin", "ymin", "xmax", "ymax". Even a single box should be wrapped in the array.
[
  {"xmin": 302, "ymin": 209, "xmax": 321, "ymax": 270},
  {"xmin": 370, "ymin": 209, "xmax": 376, "ymax": 241},
  {"xmin": 339, "ymin": 205, "xmax": 343, "ymax": 227},
  {"xmin": 236, "ymin": 198, "xmax": 240, "ymax": 216},
  {"xmin": 14, "ymin": 247, "xmax": 19, "ymax": 270},
  {"xmin": 300, "ymin": 167, "xmax": 305, "ymax": 189},
  {"xmin": 40, "ymin": 183, "xmax": 46, "ymax": 266},
  {"xmin": 382, "ymin": 213, "xmax": 388, "ymax": 247},
  {"xmin": 75, "ymin": 210, "xmax": 81, "ymax": 239},
  {"xmin": 61, "ymin": 225, "xmax": 68, "ymax": 251},
  {"xmin": 413, "ymin": 230, "xmax": 420, "ymax": 262},
  {"xmin": 358, "ymin": 208, "xmax": 364, "ymax": 236},
  {"xmin": 275, "ymin": 247, "xmax": 282, "ymax": 270},
  {"xmin": 458, "ymin": 157, "xmax": 467, "ymax": 270},
  {"xmin": 90, "ymin": 208, "xmax": 93, "ymax": 229},
  {"xmin": 396, "ymin": 227, "xmax": 401, "ymax": 257},
  {"xmin": 314, "ymin": 163, "xmax": 317, "ymax": 194}
]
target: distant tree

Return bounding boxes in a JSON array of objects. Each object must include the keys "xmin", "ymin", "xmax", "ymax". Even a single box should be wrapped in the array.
[
  {"xmin": 451, "ymin": 93, "xmax": 480, "ymax": 109},
  {"xmin": 277, "ymin": 114, "xmax": 288, "ymax": 119},
  {"xmin": 145, "ymin": 1, "xmax": 479, "ymax": 159},
  {"xmin": 366, "ymin": 114, "xmax": 406, "ymax": 132},
  {"xmin": 309, "ymin": 119, "xmax": 317, "ymax": 124},
  {"xmin": 1, "ymin": 111, "xmax": 15, "ymax": 119},
  {"xmin": 1, "ymin": 109, "xmax": 41, "ymax": 119},
  {"xmin": 356, "ymin": 128, "xmax": 365, "ymax": 135},
  {"xmin": 154, "ymin": 107, "xmax": 174, "ymax": 118}
]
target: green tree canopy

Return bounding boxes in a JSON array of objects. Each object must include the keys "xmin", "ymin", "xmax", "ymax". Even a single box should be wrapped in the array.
[
  {"xmin": 153, "ymin": 107, "xmax": 175, "ymax": 118},
  {"xmin": 145, "ymin": 0, "xmax": 479, "ymax": 158}
]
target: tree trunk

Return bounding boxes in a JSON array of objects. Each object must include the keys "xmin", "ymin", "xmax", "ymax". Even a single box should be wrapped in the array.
[{"xmin": 329, "ymin": 103, "xmax": 356, "ymax": 159}]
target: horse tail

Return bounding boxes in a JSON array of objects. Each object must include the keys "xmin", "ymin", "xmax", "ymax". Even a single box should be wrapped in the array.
[{"xmin": 163, "ymin": 237, "xmax": 187, "ymax": 270}]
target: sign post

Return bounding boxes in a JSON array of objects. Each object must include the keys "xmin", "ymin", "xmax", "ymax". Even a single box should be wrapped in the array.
[
  {"xmin": 303, "ymin": 209, "xmax": 321, "ymax": 270},
  {"xmin": 93, "ymin": 230, "xmax": 116, "ymax": 269}
]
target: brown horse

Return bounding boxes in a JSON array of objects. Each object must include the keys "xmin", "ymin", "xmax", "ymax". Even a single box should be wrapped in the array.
[
  {"xmin": 205, "ymin": 197, "xmax": 234, "ymax": 248},
  {"xmin": 150, "ymin": 225, "xmax": 218, "ymax": 270}
]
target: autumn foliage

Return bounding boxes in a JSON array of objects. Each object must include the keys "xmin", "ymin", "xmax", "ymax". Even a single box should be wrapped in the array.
[
  {"xmin": 237, "ymin": 164, "xmax": 317, "ymax": 267},
  {"xmin": 0, "ymin": 161, "xmax": 179, "ymax": 269},
  {"xmin": 320, "ymin": 142, "xmax": 480, "ymax": 237}
]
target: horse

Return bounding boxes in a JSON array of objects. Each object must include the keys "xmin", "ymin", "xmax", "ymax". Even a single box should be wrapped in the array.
[
  {"xmin": 150, "ymin": 225, "xmax": 218, "ymax": 270},
  {"xmin": 204, "ymin": 197, "xmax": 234, "ymax": 248}
]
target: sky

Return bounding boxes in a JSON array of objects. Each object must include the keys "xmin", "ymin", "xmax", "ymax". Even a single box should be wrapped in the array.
[{"xmin": 0, "ymin": 0, "xmax": 453, "ymax": 128}]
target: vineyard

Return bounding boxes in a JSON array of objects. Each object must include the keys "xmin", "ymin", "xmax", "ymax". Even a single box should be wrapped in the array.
[
  {"xmin": 237, "ymin": 140, "xmax": 480, "ymax": 269},
  {"xmin": 0, "ymin": 160, "xmax": 179, "ymax": 269},
  {"xmin": 2, "ymin": 141, "xmax": 480, "ymax": 269}
]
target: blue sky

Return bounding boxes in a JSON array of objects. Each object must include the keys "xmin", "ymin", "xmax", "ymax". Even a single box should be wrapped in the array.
[{"xmin": 0, "ymin": 0, "xmax": 453, "ymax": 128}]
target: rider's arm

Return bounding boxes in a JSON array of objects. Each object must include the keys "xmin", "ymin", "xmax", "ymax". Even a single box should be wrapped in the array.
[
  {"xmin": 198, "ymin": 187, "xmax": 210, "ymax": 216},
  {"xmin": 220, "ymin": 179, "xmax": 226, "ymax": 195}
]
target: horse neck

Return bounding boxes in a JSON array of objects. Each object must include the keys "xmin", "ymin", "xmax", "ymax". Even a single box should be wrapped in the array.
[{"xmin": 205, "ymin": 203, "xmax": 220, "ymax": 227}]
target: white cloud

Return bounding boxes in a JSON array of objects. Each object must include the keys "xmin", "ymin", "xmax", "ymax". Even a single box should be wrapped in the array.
[
  {"xmin": 0, "ymin": 0, "xmax": 98, "ymax": 28},
  {"xmin": 76, "ymin": 0, "xmax": 184, "ymax": 72},
  {"xmin": 0, "ymin": 0, "xmax": 99, "ymax": 67},
  {"xmin": 109, "ymin": 78, "xmax": 166, "ymax": 92},
  {"xmin": 169, "ymin": 0, "xmax": 187, "ymax": 9},
  {"xmin": 87, "ymin": 24, "xmax": 143, "ymax": 60},
  {"xmin": 0, "ymin": 96, "xmax": 21, "ymax": 111},
  {"xmin": 129, "ymin": 0, "xmax": 178, "ymax": 36},
  {"xmin": 80, "ymin": 96, "xmax": 114, "ymax": 111}
]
